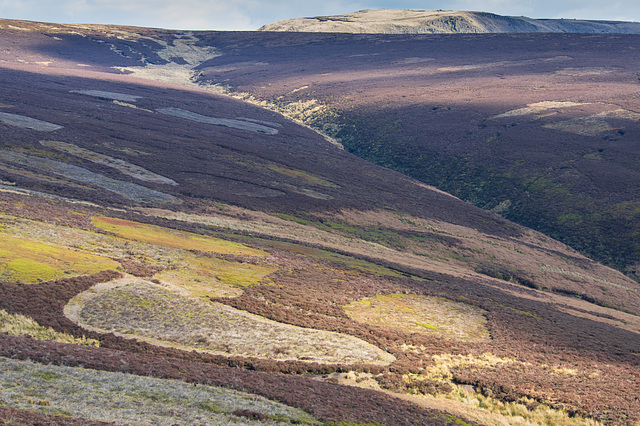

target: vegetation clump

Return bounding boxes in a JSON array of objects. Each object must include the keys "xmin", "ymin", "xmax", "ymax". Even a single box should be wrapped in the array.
[{"xmin": 72, "ymin": 279, "xmax": 395, "ymax": 365}]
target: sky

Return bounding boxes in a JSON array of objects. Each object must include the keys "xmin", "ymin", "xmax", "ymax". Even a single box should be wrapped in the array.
[{"xmin": 1, "ymin": 0, "xmax": 639, "ymax": 31}]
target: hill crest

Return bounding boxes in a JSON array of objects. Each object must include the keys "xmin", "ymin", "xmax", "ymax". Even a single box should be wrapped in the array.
[{"xmin": 259, "ymin": 8, "xmax": 640, "ymax": 34}]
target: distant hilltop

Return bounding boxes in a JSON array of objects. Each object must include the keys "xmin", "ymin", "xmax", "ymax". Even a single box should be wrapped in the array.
[{"xmin": 259, "ymin": 9, "xmax": 640, "ymax": 34}]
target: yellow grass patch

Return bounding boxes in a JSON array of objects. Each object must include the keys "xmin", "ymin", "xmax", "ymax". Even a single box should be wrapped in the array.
[
  {"xmin": 343, "ymin": 293, "xmax": 490, "ymax": 342},
  {"xmin": 0, "ymin": 234, "xmax": 119, "ymax": 283},
  {"xmin": 92, "ymin": 216, "xmax": 269, "ymax": 256},
  {"xmin": 152, "ymin": 268, "xmax": 243, "ymax": 298},
  {"xmin": 154, "ymin": 254, "xmax": 277, "ymax": 298}
]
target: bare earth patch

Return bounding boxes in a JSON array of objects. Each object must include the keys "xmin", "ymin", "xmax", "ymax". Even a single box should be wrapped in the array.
[
  {"xmin": 69, "ymin": 90, "xmax": 142, "ymax": 102},
  {"xmin": 492, "ymin": 101, "xmax": 587, "ymax": 119},
  {"xmin": 343, "ymin": 293, "xmax": 490, "ymax": 342},
  {"xmin": 0, "ymin": 112, "xmax": 62, "ymax": 131},
  {"xmin": 40, "ymin": 140, "xmax": 178, "ymax": 186},
  {"xmin": 157, "ymin": 107, "xmax": 279, "ymax": 135},
  {"xmin": 68, "ymin": 278, "xmax": 396, "ymax": 365},
  {"xmin": 0, "ymin": 150, "xmax": 177, "ymax": 204}
]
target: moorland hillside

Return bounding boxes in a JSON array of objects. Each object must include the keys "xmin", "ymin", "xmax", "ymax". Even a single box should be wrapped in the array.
[
  {"xmin": 0, "ymin": 18, "xmax": 640, "ymax": 425},
  {"xmin": 190, "ymin": 28, "xmax": 640, "ymax": 281}
]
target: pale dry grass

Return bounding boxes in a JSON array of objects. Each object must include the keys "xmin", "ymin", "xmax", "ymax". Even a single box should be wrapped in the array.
[
  {"xmin": 492, "ymin": 101, "xmax": 586, "ymax": 119},
  {"xmin": 493, "ymin": 101, "xmax": 640, "ymax": 136},
  {"xmin": 328, "ymin": 353, "xmax": 601, "ymax": 426},
  {"xmin": 554, "ymin": 67, "xmax": 617, "ymax": 76},
  {"xmin": 543, "ymin": 116, "xmax": 621, "ymax": 136},
  {"xmin": 422, "ymin": 354, "xmax": 599, "ymax": 425},
  {"xmin": 69, "ymin": 278, "xmax": 395, "ymax": 365},
  {"xmin": 0, "ymin": 356, "xmax": 317, "ymax": 425},
  {"xmin": 0, "ymin": 309, "xmax": 99, "ymax": 346},
  {"xmin": 543, "ymin": 108, "xmax": 640, "ymax": 136},
  {"xmin": 436, "ymin": 56, "xmax": 572, "ymax": 73},
  {"xmin": 396, "ymin": 388, "xmax": 601, "ymax": 426}
]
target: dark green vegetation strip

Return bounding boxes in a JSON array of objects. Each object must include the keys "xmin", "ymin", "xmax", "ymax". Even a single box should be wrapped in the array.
[{"xmin": 337, "ymin": 115, "xmax": 639, "ymax": 276}]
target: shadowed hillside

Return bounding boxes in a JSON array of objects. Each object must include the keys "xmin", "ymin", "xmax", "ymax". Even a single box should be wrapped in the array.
[
  {"xmin": 1, "ymin": 18, "xmax": 640, "ymax": 425},
  {"xmin": 188, "ymin": 29, "xmax": 640, "ymax": 281}
]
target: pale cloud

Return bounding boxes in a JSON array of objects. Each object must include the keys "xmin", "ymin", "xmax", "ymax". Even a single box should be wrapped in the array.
[{"xmin": 0, "ymin": 0, "xmax": 638, "ymax": 30}]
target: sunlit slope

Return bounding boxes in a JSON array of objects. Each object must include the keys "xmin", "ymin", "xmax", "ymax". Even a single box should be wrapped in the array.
[
  {"xmin": 1, "ymin": 19, "xmax": 640, "ymax": 425},
  {"xmin": 259, "ymin": 9, "xmax": 640, "ymax": 34}
]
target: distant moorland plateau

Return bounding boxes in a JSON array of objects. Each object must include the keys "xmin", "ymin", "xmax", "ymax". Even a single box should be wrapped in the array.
[
  {"xmin": 260, "ymin": 9, "xmax": 640, "ymax": 34},
  {"xmin": 0, "ymin": 11, "xmax": 640, "ymax": 425}
]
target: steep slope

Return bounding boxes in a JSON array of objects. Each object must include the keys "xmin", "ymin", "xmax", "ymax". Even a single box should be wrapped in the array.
[
  {"xmin": 1, "ymin": 19, "xmax": 640, "ymax": 425},
  {"xmin": 259, "ymin": 9, "xmax": 640, "ymax": 34},
  {"xmin": 190, "ymin": 29, "xmax": 640, "ymax": 282}
]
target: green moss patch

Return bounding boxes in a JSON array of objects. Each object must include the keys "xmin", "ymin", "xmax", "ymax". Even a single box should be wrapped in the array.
[
  {"xmin": 0, "ymin": 234, "xmax": 119, "ymax": 283},
  {"xmin": 267, "ymin": 165, "xmax": 340, "ymax": 188},
  {"xmin": 92, "ymin": 216, "xmax": 268, "ymax": 256}
]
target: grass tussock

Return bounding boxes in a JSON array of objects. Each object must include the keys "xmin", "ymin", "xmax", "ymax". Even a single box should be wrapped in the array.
[
  {"xmin": 0, "ymin": 356, "xmax": 318, "ymax": 425},
  {"xmin": 0, "ymin": 309, "xmax": 99, "ymax": 346},
  {"xmin": 420, "ymin": 354, "xmax": 600, "ymax": 425},
  {"xmin": 343, "ymin": 293, "xmax": 490, "ymax": 342}
]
